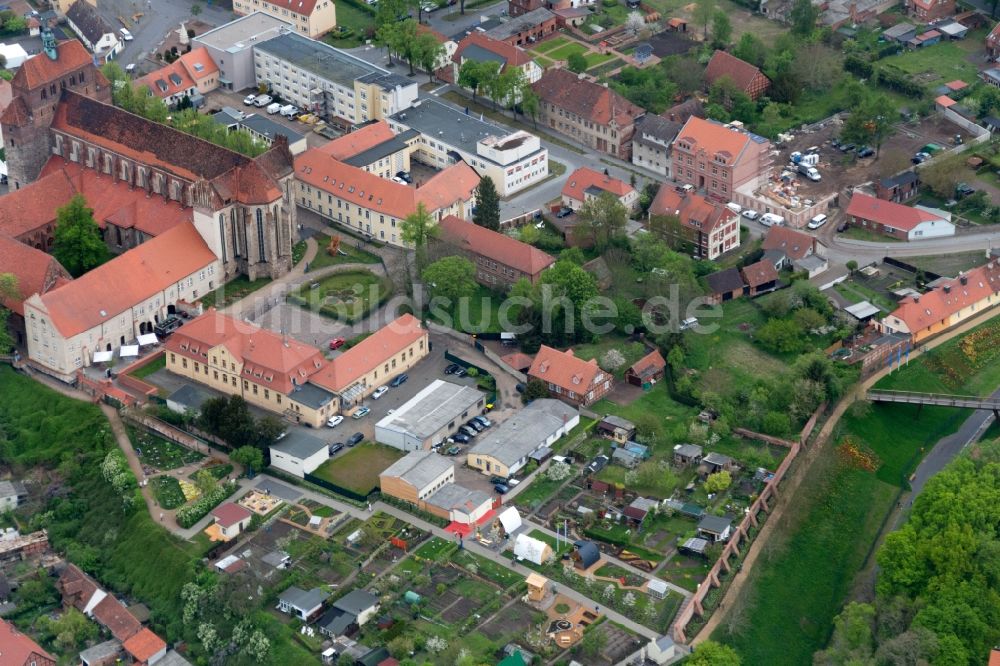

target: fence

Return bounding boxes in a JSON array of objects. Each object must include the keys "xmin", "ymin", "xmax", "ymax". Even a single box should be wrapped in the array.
[
  {"xmin": 671, "ymin": 401, "xmax": 828, "ymax": 643},
  {"xmin": 500, "ymin": 208, "xmax": 541, "ymax": 231},
  {"xmin": 302, "ymin": 472, "xmax": 374, "ymax": 503},
  {"xmin": 443, "ymin": 350, "xmax": 498, "ymax": 405}
]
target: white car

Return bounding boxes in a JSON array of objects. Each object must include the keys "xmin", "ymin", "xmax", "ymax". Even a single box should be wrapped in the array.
[
  {"xmin": 326, "ymin": 415, "xmax": 344, "ymax": 428},
  {"xmin": 280, "ymin": 104, "xmax": 300, "ymax": 118},
  {"xmin": 120, "ymin": 28, "xmax": 133, "ymax": 41},
  {"xmin": 253, "ymin": 95, "xmax": 273, "ymax": 107},
  {"xmin": 243, "ymin": 93, "xmax": 259, "ymax": 105},
  {"xmin": 741, "ymin": 209, "xmax": 759, "ymax": 221},
  {"xmin": 807, "ymin": 213, "xmax": 828, "ymax": 230},
  {"xmin": 371, "ymin": 386, "xmax": 389, "ymax": 400}
]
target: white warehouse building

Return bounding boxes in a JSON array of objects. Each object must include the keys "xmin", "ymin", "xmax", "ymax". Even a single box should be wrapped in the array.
[
  {"xmin": 388, "ymin": 98, "xmax": 548, "ymax": 197},
  {"xmin": 375, "ymin": 380, "xmax": 485, "ymax": 451}
]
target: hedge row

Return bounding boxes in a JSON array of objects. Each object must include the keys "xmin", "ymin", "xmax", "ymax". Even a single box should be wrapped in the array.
[{"xmin": 176, "ymin": 482, "xmax": 238, "ymax": 528}]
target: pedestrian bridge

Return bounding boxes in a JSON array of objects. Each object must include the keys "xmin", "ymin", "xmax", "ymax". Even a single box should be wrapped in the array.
[{"xmin": 867, "ymin": 389, "xmax": 1000, "ymax": 411}]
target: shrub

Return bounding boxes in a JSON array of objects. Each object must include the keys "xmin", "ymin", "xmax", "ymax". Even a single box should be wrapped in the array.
[{"xmin": 176, "ymin": 482, "xmax": 237, "ymax": 528}]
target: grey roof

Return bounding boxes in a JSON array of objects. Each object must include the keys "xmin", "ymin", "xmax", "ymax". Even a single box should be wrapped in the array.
[
  {"xmin": 380, "ymin": 450, "xmax": 453, "ymax": 490},
  {"xmin": 66, "ymin": 0, "xmax": 115, "ymax": 46},
  {"xmin": 612, "ymin": 448, "xmax": 641, "ymax": 463},
  {"xmin": 287, "ymin": 380, "xmax": 334, "ymax": 409},
  {"xmin": 655, "ymin": 634, "xmax": 675, "ymax": 651},
  {"xmin": 883, "ymin": 22, "xmax": 916, "ymax": 39},
  {"xmin": 599, "ymin": 415, "xmax": 635, "ymax": 431},
  {"xmin": 391, "ymin": 98, "xmax": 543, "ymax": 167},
  {"xmin": 79, "ymin": 639, "xmax": 122, "ymax": 663},
  {"xmin": 333, "ymin": 589, "xmax": 380, "ymax": 615},
  {"xmin": 166, "ymin": 384, "xmax": 213, "ymax": 414},
  {"xmin": 573, "ymin": 540, "xmax": 600, "ymax": 568},
  {"xmin": 319, "ymin": 606, "xmax": 355, "ymax": 636},
  {"xmin": 194, "ymin": 12, "xmax": 292, "ymax": 51},
  {"xmin": 674, "ymin": 443, "xmax": 703, "ymax": 458},
  {"xmin": 256, "ymin": 32, "xmax": 404, "ymax": 91},
  {"xmin": 462, "ymin": 43, "xmax": 508, "ymax": 66},
  {"xmin": 681, "ymin": 537, "xmax": 709, "ymax": 554},
  {"xmin": 705, "ymin": 268, "xmax": 745, "ymax": 294},
  {"xmin": 468, "ymin": 399, "xmax": 578, "ymax": 467},
  {"xmin": 158, "ymin": 650, "xmax": 194, "ymax": 666},
  {"xmin": 698, "ymin": 514, "xmax": 732, "ymax": 534},
  {"xmin": 881, "ymin": 170, "xmax": 918, "ymax": 188},
  {"xmin": 635, "ymin": 113, "xmax": 681, "ymax": 143},
  {"xmin": 702, "ymin": 452, "xmax": 734, "ymax": 467},
  {"xmin": 241, "ymin": 113, "xmax": 306, "ymax": 142},
  {"xmin": 375, "ymin": 380, "xmax": 484, "ymax": 441},
  {"xmin": 261, "ymin": 550, "xmax": 290, "ymax": 567},
  {"xmin": 629, "ymin": 497, "xmax": 658, "ymax": 513},
  {"xmin": 0, "ymin": 480, "xmax": 26, "ymax": 500},
  {"xmin": 483, "ymin": 8, "xmax": 557, "ymax": 41},
  {"xmin": 424, "ymin": 482, "xmax": 492, "ymax": 513},
  {"xmin": 270, "ymin": 431, "xmax": 328, "ymax": 460},
  {"xmin": 793, "ymin": 254, "xmax": 828, "ymax": 273},
  {"xmin": 844, "ymin": 300, "xmax": 881, "ymax": 320},
  {"xmin": 344, "ymin": 135, "xmax": 411, "ymax": 168},
  {"xmin": 279, "ymin": 585, "xmax": 328, "ymax": 611}
]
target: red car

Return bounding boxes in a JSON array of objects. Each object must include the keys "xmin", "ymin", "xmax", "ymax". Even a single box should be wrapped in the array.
[{"xmin": 329, "ymin": 337, "xmax": 346, "ymax": 350}]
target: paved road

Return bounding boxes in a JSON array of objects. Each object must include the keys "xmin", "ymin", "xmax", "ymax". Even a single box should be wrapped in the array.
[{"xmin": 424, "ymin": 0, "xmax": 507, "ymax": 39}]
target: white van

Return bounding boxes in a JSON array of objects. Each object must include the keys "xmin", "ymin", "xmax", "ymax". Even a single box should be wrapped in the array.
[
  {"xmin": 280, "ymin": 104, "xmax": 300, "ymax": 118},
  {"xmin": 266, "ymin": 102, "xmax": 282, "ymax": 114},
  {"xmin": 119, "ymin": 27, "xmax": 133, "ymax": 41},
  {"xmin": 807, "ymin": 213, "xmax": 828, "ymax": 230},
  {"xmin": 725, "ymin": 202, "xmax": 742, "ymax": 215},
  {"xmin": 760, "ymin": 213, "xmax": 785, "ymax": 227},
  {"xmin": 253, "ymin": 95, "xmax": 273, "ymax": 107}
]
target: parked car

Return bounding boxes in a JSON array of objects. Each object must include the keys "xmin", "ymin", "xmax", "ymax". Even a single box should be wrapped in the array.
[
  {"xmin": 347, "ymin": 432, "xmax": 364, "ymax": 446},
  {"xmin": 490, "ymin": 475, "xmax": 507, "ymax": 485},
  {"xmin": 153, "ymin": 315, "xmax": 183, "ymax": 338},
  {"xmin": 515, "ymin": 383, "xmax": 526, "ymax": 394},
  {"xmin": 444, "ymin": 363, "xmax": 461, "ymax": 375},
  {"xmin": 741, "ymin": 209, "xmax": 759, "ymax": 221},
  {"xmin": 253, "ymin": 95, "xmax": 273, "ymax": 107},
  {"xmin": 839, "ymin": 143, "xmax": 856, "ymax": 153},
  {"xmin": 389, "ymin": 373, "xmax": 408, "ymax": 387},
  {"xmin": 556, "ymin": 207, "xmax": 573, "ymax": 218},
  {"xmin": 280, "ymin": 104, "xmax": 300, "ymax": 118},
  {"xmin": 454, "ymin": 367, "xmax": 468, "ymax": 378},
  {"xmin": 329, "ymin": 337, "xmax": 346, "ymax": 350},
  {"xmin": 586, "ymin": 454, "xmax": 610, "ymax": 474},
  {"xmin": 450, "ymin": 433, "xmax": 471, "ymax": 444},
  {"xmin": 857, "ymin": 146, "xmax": 875, "ymax": 158},
  {"xmin": 807, "ymin": 213, "xmax": 829, "ymax": 230},
  {"xmin": 352, "ymin": 406, "xmax": 371, "ymax": 418},
  {"xmin": 329, "ymin": 443, "xmax": 344, "ymax": 455},
  {"xmin": 956, "ymin": 182, "xmax": 975, "ymax": 198},
  {"xmin": 119, "ymin": 27, "xmax": 133, "ymax": 41},
  {"xmin": 459, "ymin": 425, "xmax": 478, "ymax": 438},
  {"xmin": 759, "ymin": 213, "xmax": 785, "ymax": 227},
  {"xmin": 797, "ymin": 164, "xmax": 821, "ymax": 182},
  {"xmin": 446, "ymin": 445, "xmax": 462, "ymax": 455},
  {"xmin": 125, "ymin": 63, "xmax": 137, "ymax": 74},
  {"xmin": 244, "ymin": 93, "xmax": 259, "ymax": 105},
  {"xmin": 326, "ymin": 415, "xmax": 344, "ymax": 428},
  {"xmin": 472, "ymin": 415, "xmax": 491, "ymax": 428},
  {"xmin": 266, "ymin": 102, "xmax": 282, "ymax": 114},
  {"xmin": 371, "ymin": 386, "xmax": 389, "ymax": 400},
  {"xmin": 912, "ymin": 151, "xmax": 930, "ymax": 164},
  {"xmin": 465, "ymin": 419, "xmax": 485, "ymax": 432},
  {"xmin": 395, "ymin": 171, "xmax": 412, "ymax": 183},
  {"xmin": 494, "ymin": 483, "xmax": 510, "ymax": 495}
]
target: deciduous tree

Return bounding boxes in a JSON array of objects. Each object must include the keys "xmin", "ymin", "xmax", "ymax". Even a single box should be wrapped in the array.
[
  {"xmin": 52, "ymin": 195, "xmax": 109, "ymax": 277},
  {"xmin": 711, "ymin": 10, "xmax": 732, "ymax": 49},
  {"xmin": 693, "ymin": 0, "xmax": 716, "ymax": 40},
  {"xmin": 573, "ymin": 191, "xmax": 628, "ymax": 251},
  {"xmin": 422, "ymin": 256, "xmax": 477, "ymax": 304},
  {"xmin": 401, "ymin": 202, "xmax": 438, "ymax": 268},
  {"xmin": 567, "ymin": 51, "xmax": 588, "ymax": 73},
  {"xmin": 687, "ymin": 640, "xmax": 742, "ymax": 665}
]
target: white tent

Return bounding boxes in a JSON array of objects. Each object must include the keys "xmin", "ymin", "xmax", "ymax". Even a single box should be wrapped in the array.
[
  {"xmin": 137, "ymin": 333, "xmax": 159, "ymax": 346},
  {"xmin": 119, "ymin": 345, "xmax": 139, "ymax": 358},
  {"xmin": 513, "ymin": 534, "xmax": 552, "ymax": 565},
  {"xmin": 92, "ymin": 350, "xmax": 113, "ymax": 363},
  {"xmin": 497, "ymin": 506, "xmax": 522, "ymax": 535}
]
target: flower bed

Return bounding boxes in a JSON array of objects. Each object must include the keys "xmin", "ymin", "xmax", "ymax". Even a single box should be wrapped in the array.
[{"xmin": 176, "ymin": 482, "xmax": 238, "ymax": 528}]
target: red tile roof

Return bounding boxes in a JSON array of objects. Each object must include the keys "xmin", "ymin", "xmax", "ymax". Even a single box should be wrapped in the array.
[
  {"xmin": 532, "ymin": 68, "xmax": 644, "ymax": 128},
  {"xmin": 649, "ymin": 187, "xmax": 734, "ymax": 233},
  {"xmin": 165, "ymin": 310, "xmax": 327, "ymax": 394},
  {"xmin": 674, "ymin": 116, "xmax": 754, "ymax": 163},
  {"xmin": 92, "ymin": 595, "xmax": 143, "ymax": 642},
  {"xmin": 627, "ymin": 349, "xmax": 665, "ymax": 380},
  {"xmin": 34, "ymin": 221, "xmax": 217, "ymax": 338},
  {"xmin": 561, "ymin": 167, "xmax": 634, "ymax": 203},
  {"xmin": 845, "ymin": 192, "xmax": 945, "ymax": 232},
  {"xmin": 528, "ymin": 345, "xmax": 605, "ymax": 395},
  {"xmin": 211, "ymin": 502, "xmax": 253, "ymax": 528},
  {"xmin": 945, "ymin": 79, "xmax": 968, "ymax": 91},
  {"xmin": 453, "ymin": 33, "xmax": 533, "ymax": 69},
  {"xmin": 990, "ymin": 648, "xmax": 1000, "ymax": 666},
  {"xmin": 122, "ymin": 627, "xmax": 166, "ymax": 663},
  {"xmin": 0, "ymin": 167, "xmax": 77, "ymax": 239},
  {"xmin": 311, "ymin": 314, "xmax": 426, "ymax": 392},
  {"xmin": 295, "ymin": 151, "xmax": 479, "ymax": 220},
  {"xmin": 14, "ymin": 39, "xmax": 92, "ymax": 90},
  {"xmin": 741, "ymin": 259, "xmax": 779, "ymax": 288},
  {"xmin": 935, "ymin": 94, "xmax": 957, "ymax": 108},
  {"xmin": 704, "ymin": 50, "xmax": 769, "ymax": 95},
  {"xmin": 438, "ymin": 215, "xmax": 554, "ymax": 277},
  {"xmin": 318, "ymin": 121, "xmax": 396, "ymax": 160},
  {"xmin": 500, "ymin": 351, "xmax": 535, "ymax": 371},
  {"xmin": 0, "ymin": 234, "xmax": 69, "ymax": 315},
  {"xmin": 761, "ymin": 226, "xmax": 816, "ymax": 261},
  {"xmin": 0, "ymin": 619, "xmax": 54, "ymax": 664},
  {"xmin": 888, "ymin": 262, "xmax": 1000, "ymax": 334},
  {"xmin": 58, "ymin": 564, "xmax": 99, "ymax": 609},
  {"xmin": 136, "ymin": 47, "xmax": 218, "ymax": 100},
  {"xmin": 260, "ymin": 0, "xmax": 320, "ymax": 15}
]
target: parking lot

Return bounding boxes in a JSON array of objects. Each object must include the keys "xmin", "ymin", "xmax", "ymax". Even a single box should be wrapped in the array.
[{"xmin": 202, "ymin": 89, "xmax": 339, "ymax": 151}]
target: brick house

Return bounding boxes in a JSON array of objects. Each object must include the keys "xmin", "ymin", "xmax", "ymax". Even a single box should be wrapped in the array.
[
  {"xmin": 648, "ymin": 186, "xmax": 741, "ymax": 260},
  {"xmin": 625, "ymin": 349, "xmax": 666, "ymax": 387},
  {"xmin": 905, "ymin": 0, "xmax": 955, "ymax": 22},
  {"xmin": 845, "ymin": 192, "xmax": 955, "ymax": 241},
  {"xmin": 532, "ymin": 68, "xmax": 645, "ymax": 160},
  {"xmin": 988, "ymin": 22, "xmax": 1000, "ymax": 59},
  {"xmin": 671, "ymin": 116, "xmax": 772, "ymax": 202},
  {"xmin": 0, "ymin": 619, "xmax": 55, "ymax": 666},
  {"xmin": 560, "ymin": 166, "xmax": 638, "ymax": 211},
  {"xmin": 741, "ymin": 259, "xmax": 779, "ymax": 296},
  {"xmin": 704, "ymin": 268, "xmax": 745, "ymax": 303},
  {"xmin": 703, "ymin": 50, "xmax": 771, "ymax": 100},
  {"xmin": 876, "ymin": 171, "xmax": 920, "ymax": 203},
  {"xmin": 437, "ymin": 215, "xmax": 555, "ymax": 288},
  {"xmin": 527, "ymin": 345, "xmax": 613, "ymax": 407}
]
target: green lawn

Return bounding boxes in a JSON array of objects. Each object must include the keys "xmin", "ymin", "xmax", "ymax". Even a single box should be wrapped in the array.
[
  {"xmin": 584, "ymin": 51, "xmax": 617, "ymax": 68},
  {"xmin": 322, "ymin": 0, "xmax": 375, "ymax": 48},
  {"xmin": 904, "ymin": 251, "xmax": 988, "ymax": 278},
  {"xmin": 833, "ymin": 280, "xmax": 895, "ymax": 313},
  {"xmin": 531, "ymin": 35, "xmax": 571, "ymax": 54},
  {"xmin": 287, "ymin": 269, "xmax": 391, "ymax": 323},
  {"xmin": 204, "ymin": 276, "xmax": 273, "ymax": 308},
  {"xmin": 452, "ymin": 549, "xmax": 524, "ymax": 588},
  {"xmin": 310, "ymin": 442, "xmax": 404, "ymax": 495},
  {"xmin": 878, "ymin": 40, "xmax": 980, "ymax": 92},
  {"xmin": 151, "ymin": 476, "xmax": 187, "ymax": 509},
  {"xmin": 188, "ymin": 464, "xmax": 233, "ymax": 481},
  {"xmin": 591, "ymin": 383, "xmax": 696, "ymax": 432},
  {"xmin": 534, "ymin": 55, "xmax": 555, "ymax": 69},
  {"xmin": 308, "ymin": 234, "xmax": 382, "ymax": 270},
  {"xmin": 429, "ymin": 284, "xmax": 509, "ymax": 334},
  {"xmin": 414, "ymin": 536, "xmax": 456, "ymax": 561},
  {"xmin": 839, "ymin": 226, "xmax": 900, "ymax": 242},
  {"xmin": 546, "ymin": 42, "xmax": 588, "ymax": 61},
  {"xmin": 130, "ymin": 355, "xmax": 165, "ymax": 380},
  {"xmin": 571, "ymin": 337, "xmax": 649, "ymax": 379},
  {"xmin": 514, "ymin": 472, "xmax": 574, "ymax": 510}
]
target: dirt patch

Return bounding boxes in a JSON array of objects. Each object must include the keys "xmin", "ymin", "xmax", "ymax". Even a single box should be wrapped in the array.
[
  {"xmin": 479, "ymin": 602, "xmax": 539, "ymax": 640},
  {"xmin": 441, "ymin": 596, "xmax": 482, "ymax": 623}
]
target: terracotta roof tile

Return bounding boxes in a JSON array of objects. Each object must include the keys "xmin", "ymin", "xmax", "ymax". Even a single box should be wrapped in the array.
[
  {"xmin": 34, "ymin": 221, "xmax": 216, "ymax": 338},
  {"xmin": 741, "ymin": 259, "xmax": 779, "ymax": 288},
  {"xmin": 0, "ymin": 234, "xmax": 69, "ymax": 315},
  {"xmin": 259, "ymin": 0, "xmax": 319, "ymax": 15},
  {"xmin": 453, "ymin": 33, "xmax": 533, "ymax": 69},
  {"xmin": 211, "ymin": 502, "xmax": 253, "ymax": 527},
  {"xmin": 14, "ymin": 39, "xmax": 92, "ymax": 90},
  {"xmin": 137, "ymin": 47, "xmax": 219, "ymax": 100},
  {"xmin": 674, "ymin": 116, "xmax": 754, "ymax": 162},
  {"xmin": 0, "ymin": 95, "xmax": 30, "ymax": 126},
  {"xmin": 532, "ymin": 68, "xmax": 644, "ymax": 128},
  {"xmin": 888, "ymin": 262, "xmax": 1000, "ymax": 334},
  {"xmin": 761, "ymin": 226, "xmax": 816, "ymax": 261},
  {"xmin": 438, "ymin": 215, "xmax": 554, "ymax": 277},
  {"xmin": 527, "ymin": 345, "xmax": 605, "ymax": 394},
  {"xmin": 845, "ymin": 192, "xmax": 943, "ymax": 232},
  {"xmin": 92, "ymin": 595, "xmax": 142, "ymax": 642},
  {"xmin": 318, "ymin": 121, "xmax": 396, "ymax": 160},
  {"xmin": 704, "ymin": 50, "xmax": 768, "ymax": 95},
  {"xmin": 628, "ymin": 350, "xmax": 665, "ymax": 379},
  {"xmin": 561, "ymin": 167, "xmax": 634, "ymax": 202},
  {"xmin": 165, "ymin": 310, "xmax": 327, "ymax": 394},
  {"xmin": 122, "ymin": 627, "xmax": 165, "ymax": 662},
  {"xmin": 649, "ymin": 187, "xmax": 734, "ymax": 233},
  {"xmin": 0, "ymin": 167, "xmax": 77, "ymax": 238},
  {"xmin": 0, "ymin": 619, "xmax": 55, "ymax": 664},
  {"xmin": 311, "ymin": 314, "xmax": 426, "ymax": 392}
]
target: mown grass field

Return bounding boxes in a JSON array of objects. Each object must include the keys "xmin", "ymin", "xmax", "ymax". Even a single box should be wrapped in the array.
[{"xmin": 311, "ymin": 442, "xmax": 404, "ymax": 495}]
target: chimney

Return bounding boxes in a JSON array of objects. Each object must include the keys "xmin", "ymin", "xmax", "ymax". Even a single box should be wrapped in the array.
[
  {"xmin": 960, "ymin": 275, "xmax": 968, "ymax": 285},
  {"xmin": 943, "ymin": 285, "xmax": 951, "ymax": 294}
]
